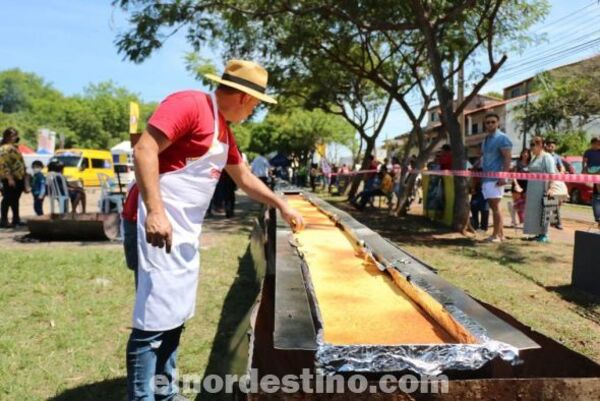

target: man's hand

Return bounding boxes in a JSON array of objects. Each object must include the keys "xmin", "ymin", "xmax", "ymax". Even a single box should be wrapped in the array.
[
  {"xmin": 280, "ymin": 205, "xmax": 305, "ymax": 232},
  {"xmin": 145, "ymin": 210, "xmax": 173, "ymax": 253}
]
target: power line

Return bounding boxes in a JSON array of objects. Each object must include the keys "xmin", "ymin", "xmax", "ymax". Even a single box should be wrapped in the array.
[
  {"xmin": 530, "ymin": 0, "xmax": 598, "ymax": 34},
  {"xmin": 502, "ymin": 24, "xmax": 600, "ymax": 70},
  {"xmin": 494, "ymin": 38, "xmax": 600, "ymax": 79}
]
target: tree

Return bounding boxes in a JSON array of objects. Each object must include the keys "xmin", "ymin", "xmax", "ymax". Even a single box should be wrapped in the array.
[
  {"xmin": 114, "ymin": 0, "xmax": 548, "ymax": 230},
  {"xmin": 231, "ymin": 108, "xmax": 354, "ymax": 166},
  {"xmin": 521, "ymin": 61, "xmax": 600, "ymax": 134},
  {"xmin": 0, "ymin": 69, "xmax": 156, "ymax": 149},
  {"xmin": 113, "ymin": 0, "xmax": 425, "ymax": 201},
  {"xmin": 400, "ymin": 0, "xmax": 548, "ymax": 231}
]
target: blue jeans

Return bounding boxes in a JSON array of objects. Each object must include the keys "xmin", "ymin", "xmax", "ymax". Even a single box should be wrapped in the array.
[
  {"xmin": 123, "ymin": 219, "xmax": 139, "ymax": 288},
  {"xmin": 127, "ymin": 325, "xmax": 184, "ymax": 401},
  {"xmin": 470, "ymin": 192, "xmax": 489, "ymax": 231},
  {"xmin": 33, "ymin": 196, "xmax": 44, "ymax": 216},
  {"xmin": 593, "ymin": 192, "xmax": 600, "ymax": 222}
]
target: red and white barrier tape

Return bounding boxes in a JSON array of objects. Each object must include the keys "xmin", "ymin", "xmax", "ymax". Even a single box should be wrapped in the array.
[{"xmin": 327, "ymin": 169, "xmax": 600, "ymax": 184}]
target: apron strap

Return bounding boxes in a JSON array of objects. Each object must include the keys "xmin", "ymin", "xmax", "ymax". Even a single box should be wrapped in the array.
[{"xmin": 210, "ymin": 93, "xmax": 221, "ymax": 147}]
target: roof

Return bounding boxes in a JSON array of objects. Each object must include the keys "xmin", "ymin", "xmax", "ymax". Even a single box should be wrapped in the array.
[
  {"xmin": 502, "ymin": 54, "xmax": 600, "ymax": 91},
  {"xmin": 111, "ymin": 140, "xmax": 132, "ymax": 152},
  {"xmin": 464, "ymin": 93, "xmax": 532, "ymax": 116},
  {"xmin": 17, "ymin": 144, "xmax": 35, "ymax": 154}
]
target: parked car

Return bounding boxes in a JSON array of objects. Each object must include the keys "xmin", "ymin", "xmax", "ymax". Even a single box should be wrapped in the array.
[
  {"xmin": 53, "ymin": 148, "xmax": 115, "ymax": 187},
  {"xmin": 562, "ymin": 156, "xmax": 593, "ymax": 204}
]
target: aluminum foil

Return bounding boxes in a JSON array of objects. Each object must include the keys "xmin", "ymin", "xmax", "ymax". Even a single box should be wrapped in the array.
[
  {"xmin": 296, "ymin": 229, "xmax": 520, "ymax": 377},
  {"xmin": 289, "ymin": 193, "xmax": 522, "ymax": 376},
  {"xmin": 315, "ymin": 340, "xmax": 519, "ymax": 376}
]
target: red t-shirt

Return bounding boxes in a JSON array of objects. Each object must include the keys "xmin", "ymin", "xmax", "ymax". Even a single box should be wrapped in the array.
[
  {"xmin": 439, "ymin": 151, "xmax": 452, "ymax": 170},
  {"xmin": 122, "ymin": 90, "xmax": 242, "ymax": 221}
]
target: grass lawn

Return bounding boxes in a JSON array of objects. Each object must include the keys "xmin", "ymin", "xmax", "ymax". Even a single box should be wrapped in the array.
[
  {"xmin": 0, "ymin": 203, "xmax": 259, "ymax": 401},
  {"xmin": 1, "ymin": 193, "xmax": 598, "ymax": 400},
  {"xmin": 322, "ymin": 194, "xmax": 600, "ymax": 363}
]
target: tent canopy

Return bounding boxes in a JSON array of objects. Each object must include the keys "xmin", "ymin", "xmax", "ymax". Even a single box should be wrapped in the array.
[{"xmin": 111, "ymin": 141, "xmax": 132, "ymax": 153}]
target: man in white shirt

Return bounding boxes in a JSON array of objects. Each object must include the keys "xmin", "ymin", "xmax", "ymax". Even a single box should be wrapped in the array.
[{"xmin": 251, "ymin": 154, "xmax": 271, "ymax": 186}]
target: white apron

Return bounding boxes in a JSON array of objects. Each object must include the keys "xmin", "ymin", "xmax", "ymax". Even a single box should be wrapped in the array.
[{"xmin": 133, "ymin": 94, "xmax": 228, "ymax": 331}]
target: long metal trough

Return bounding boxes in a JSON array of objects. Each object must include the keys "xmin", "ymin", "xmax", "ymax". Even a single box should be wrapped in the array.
[{"xmin": 228, "ymin": 190, "xmax": 600, "ymax": 400}]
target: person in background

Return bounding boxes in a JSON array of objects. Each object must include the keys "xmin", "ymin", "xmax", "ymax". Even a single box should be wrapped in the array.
[
  {"xmin": 221, "ymin": 170, "xmax": 237, "ymax": 218},
  {"xmin": 480, "ymin": 113, "xmax": 512, "ymax": 243},
  {"xmin": 328, "ymin": 164, "xmax": 338, "ymax": 194},
  {"xmin": 353, "ymin": 165, "xmax": 393, "ymax": 211},
  {"xmin": 250, "ymin": 153, "xmax": 271, "ymax": 187},
  {"xmin": 0, "ymin": 127, "xmax": 27, "ymax": 228},
  {"xmin": 545, "ymin": 138, "xmax": 564, "ymax": 229},
  {"xmin": 583, "ymin": 137, "xmax": 600, "ymax": 229},
  {"xmin": 47, "ymin": 160, "xmax": 87, "ymax": 215},
  {"xmin": 508, "ymin": 148, "xmax": 530, "ymax": 228},
  {"xmin": 364, "ymin": 154, "xmax": 379, "ymax": 191},
  {"xmin": 309, "ymin": 163, "xmax": 319, "ymax": 192},
  {"xmin": 523, "ymin": 136, "xmax": 557, "ymax": 243},
  {"xmin": 31, "ymin": 160, "xmax": 46, "ymax": 216},
  {"xmin": 337, "ymin": 163, "xmax": 350, "ymax": 193},
  {"xmin": 470, "ymin": 163, "xmax": 489, "ymax": 232},
  {"xmin": 439, "ymin": 144, "xmax": 453, "ymax": 170}
]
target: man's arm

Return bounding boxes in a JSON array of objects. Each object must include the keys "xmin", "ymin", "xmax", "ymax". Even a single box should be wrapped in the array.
[
  {"xmin": 497, "ymin": 148, "xmax": 512, "ymax": 186},
  {"xmin": 226, "ymin": 162, "xmax": 305, "ymax": 231},
  {"xmin": 134, "ymin": 125, "xmax": 174, "ymax": 252}
]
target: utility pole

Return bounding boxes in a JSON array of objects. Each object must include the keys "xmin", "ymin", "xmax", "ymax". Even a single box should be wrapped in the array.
[
  {"xmin": 457, "ymin": 64, "xmax": 466, "ymax": 163},
  {"xmin": 458, "ymin": 65, "xmax": 465, "ymax": 136},
  {"xmin": 522, "ymin": 80, "xmax": 530, "ymax": 151}
]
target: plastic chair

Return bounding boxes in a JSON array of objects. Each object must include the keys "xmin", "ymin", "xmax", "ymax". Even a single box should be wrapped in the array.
[
  {"xmin": 97, "ymin": 173, "xmax": 124, "ymax": 214},
  {"xmin": 47, "ymin": 172, "xmax": 70, "ymax": 214}
]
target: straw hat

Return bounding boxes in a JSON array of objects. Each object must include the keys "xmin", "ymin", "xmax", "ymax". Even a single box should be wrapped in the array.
[{"xmin": 205, "ymin": 60, "xmax": 277, "ymax": 104}]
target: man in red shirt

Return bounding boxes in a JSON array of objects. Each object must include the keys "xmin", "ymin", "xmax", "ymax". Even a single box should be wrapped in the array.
[{"xmin": 123, "ymin": 60, "xmax": 304, "ymax": 401}]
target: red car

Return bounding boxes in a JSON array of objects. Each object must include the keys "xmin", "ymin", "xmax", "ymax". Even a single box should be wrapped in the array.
[{"xmin": 562, "ymin": 156, "xmax": 593, "ymax": 204}]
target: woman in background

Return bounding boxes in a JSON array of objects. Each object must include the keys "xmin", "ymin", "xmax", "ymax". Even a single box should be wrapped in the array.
[
  {"xmin": 508, "ymin": 148, "xmax": 530, "ymax": 227},
  {"xmin": 523, "ymin": 136, "xmax": 556, "ymax": 243},
  {"xmin": 0, "ymin": 128, "xmax": 26, "ymax": 227}
]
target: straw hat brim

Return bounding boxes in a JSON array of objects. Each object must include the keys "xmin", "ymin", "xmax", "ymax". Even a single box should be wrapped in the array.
[{"xmin": 205, "ymin": 73, "xmax": 277, "ymax": 104}]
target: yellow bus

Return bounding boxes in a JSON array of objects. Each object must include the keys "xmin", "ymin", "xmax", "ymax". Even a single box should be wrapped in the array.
[{"xmin": 53, "ymin": 149, "xmax": 115, "ymax": 187}]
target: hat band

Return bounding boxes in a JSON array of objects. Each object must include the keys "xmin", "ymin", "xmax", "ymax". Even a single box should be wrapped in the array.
[{"xmin": 221, "ymin": 73, "xmax": 266, "ymax": 94}]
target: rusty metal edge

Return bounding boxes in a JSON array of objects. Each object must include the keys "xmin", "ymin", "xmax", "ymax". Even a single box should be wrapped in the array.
[
  {"xmin": 299, "ymin": 192, "xmax": 539, "ymax": 351},
  {"xmin": 272, "ymin": 203, "xmax": 318, "ymax": 351}
]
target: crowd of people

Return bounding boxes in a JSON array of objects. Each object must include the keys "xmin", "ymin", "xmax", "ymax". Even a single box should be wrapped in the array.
[
  {"xmin": 0, "ymin": 127, "xmax": 89, "ymax": 228},
  {"xmin": 323, "ymin": 112, "xmax": 600, "ymax": 243}
]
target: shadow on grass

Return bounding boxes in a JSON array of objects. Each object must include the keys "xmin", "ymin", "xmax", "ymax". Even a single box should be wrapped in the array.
[
  {"xmin": 325, "ymin": 196, "xmax": 476, "ymax": 247},
  {"xmin": 203, "ymin": 194, "xmax": 261, "ymax": 236},
  {"xmin": 196, "ymin": 245, "xmax": 261, "ymax": 401},
  {"xmin": 546, "ymin": 284, "xmax": 600, "ymax": 324},
  {"xmin": 47, "ymin": 377, "xmax": 127, "ymax": 401}
]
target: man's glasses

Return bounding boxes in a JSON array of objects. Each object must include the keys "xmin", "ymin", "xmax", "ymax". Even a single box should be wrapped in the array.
[{"xmin": 485, "ymin": 121, "xmax": 497, "ymax": 125}]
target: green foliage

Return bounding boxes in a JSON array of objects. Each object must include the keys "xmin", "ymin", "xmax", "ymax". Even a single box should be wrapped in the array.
[
  {"xmin": 518, "ymin": 57, "xmax": 600, "ymax": 146},
  {"xmin": 0, "ymin": 69, "xmax": 156, "ymax": 149},
  {"xmin": 483, "ymin": 91, "xmax": 503, "ymax": 100},
  {"xmin": 543, "ymin": 130, "xmax": 589, "ymax": 156},
  {"xmin": 231, "ymin": 108, "xmax": 354, "ymax": 163}
]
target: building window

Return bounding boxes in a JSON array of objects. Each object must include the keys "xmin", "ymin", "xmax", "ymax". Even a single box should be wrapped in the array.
[
  {"xmin": 431, "ymin": 112, "xmax": 438, "ymax": 122},
  {"xmin": 510, "ymin": 87, "xmax": 521, "ymax": 98},
  {"xmin": 471, "ymin": 123, "xmax": 479, "ymax": 134}
]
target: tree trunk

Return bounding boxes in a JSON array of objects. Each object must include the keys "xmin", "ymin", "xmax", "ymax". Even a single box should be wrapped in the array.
[
  {"xmin": 414, "ymin": 9, "xmax": 470, "ymax": 232},
  {"xmin": 346, "ymin": 138, "xmax": 375, "ymax": 199},
  {"xmin": 439, "ymin": 101, "xmax": 470, "ymax": 232},
  {"xmin": 394, "ymin": 150, "xmax": 433, "ymax": 216}
]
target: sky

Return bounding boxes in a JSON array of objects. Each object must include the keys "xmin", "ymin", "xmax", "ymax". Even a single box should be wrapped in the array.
[{"xmin": 1, "ymin": 0, "xmax": 599, "ymax": 148}]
